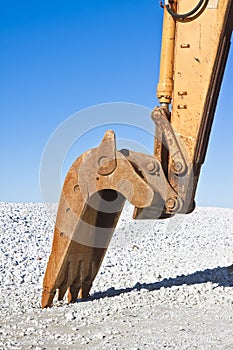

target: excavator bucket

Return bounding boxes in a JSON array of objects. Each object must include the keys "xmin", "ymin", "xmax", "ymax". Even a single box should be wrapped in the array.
[
  {"xmin": 41, "ymin": 130, "xmax": 154, "ymax": 308},
  {"xmin": 42, "ymin": 113, "xmax": 191, "ymax": 308}
]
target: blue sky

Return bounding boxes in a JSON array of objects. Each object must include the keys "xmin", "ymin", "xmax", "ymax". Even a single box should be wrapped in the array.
[{"xmin": 1, "ymin": 0, "xmax": 233, "ymax": 208}]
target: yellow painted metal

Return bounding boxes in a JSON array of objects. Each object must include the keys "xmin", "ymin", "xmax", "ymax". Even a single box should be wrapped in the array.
[
  {"xmin": 171, "ymin": 0, "xmax": 231, "ymax": 160},
  {"xmin": 156, "ymin": 2, "xmax": 176, "ymax": 105},
  {"xmin": 169, "ymin": 0, "xmax": 233, "ymax": 200}
]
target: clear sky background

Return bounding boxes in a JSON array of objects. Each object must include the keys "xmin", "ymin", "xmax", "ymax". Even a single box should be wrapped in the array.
[{"xmin": 1, "ymin": 0, "xmax": 233, "ymax": 208}]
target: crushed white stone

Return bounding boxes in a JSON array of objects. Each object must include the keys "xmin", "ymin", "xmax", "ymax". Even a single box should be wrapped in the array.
[{"xmin": 0, "ymin": 202, "xmax": 233, "ymax": 349}]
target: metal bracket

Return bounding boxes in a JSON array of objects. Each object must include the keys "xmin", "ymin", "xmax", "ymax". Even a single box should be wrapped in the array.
[
  {"xmin": 151, "ymin": 107, "xmax": 187, "ymax": 176},
  {"xmin": 96, "ymin": 130, "xmax": 117, "ymax": 176},
  {"xmin": 120, "ymin": 149, "xmax": 183, "ymax": 216},
  {"xmin": 120, "ymin": 149, "xmax": 183, "ymax": 219}
]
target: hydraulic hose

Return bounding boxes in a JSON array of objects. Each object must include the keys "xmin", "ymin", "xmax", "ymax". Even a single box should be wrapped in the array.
[{"xmin": 165, "ymin": 0, "xmax": 205, "ymax": 19}]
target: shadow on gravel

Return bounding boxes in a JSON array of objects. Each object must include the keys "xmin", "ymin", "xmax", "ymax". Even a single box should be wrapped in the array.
[{"xmin": 90, "ymin": 265, "xmax": 233, "ymax": 300}]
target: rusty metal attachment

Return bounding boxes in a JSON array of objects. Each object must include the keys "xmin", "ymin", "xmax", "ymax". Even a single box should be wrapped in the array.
[
  {"xmin": 42, "ymin": 130, "xmax": 156, "ymax": 308},
  {"xmin": 42, "ymin": 125, "xmax": 187, "ymax": 308},
  {"xmin": 151, "ymin": 107, "xmax": 187, "ymax": 176}
]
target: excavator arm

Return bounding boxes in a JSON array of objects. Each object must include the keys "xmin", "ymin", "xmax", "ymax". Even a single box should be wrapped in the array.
[
  {"xmin": 42, "ymin": 0, "xmax": 233, "ymax": 308},
  {"xmin": 156, "ymin": 0, "xmax": 233, "ymax": 213}
]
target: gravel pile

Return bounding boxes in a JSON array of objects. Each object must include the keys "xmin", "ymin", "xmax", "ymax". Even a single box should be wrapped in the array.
[{"xmin": 0, "ymin": 202, "xmax": 233, "ymax": 349}]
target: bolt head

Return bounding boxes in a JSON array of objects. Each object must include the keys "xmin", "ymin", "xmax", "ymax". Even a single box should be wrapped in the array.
[
  {"xmin": 146, "ymin": 161, "xmax": 159, "ymax": 174},
  {"xmin": 173, "ymin": 161, "xmax": 183, "ymax": 173},
  {"xmin": 166, "ymin": 198, "xmax": 177, "ymax": 210},
  {"xmin": 98, "ymin": 156, "xmax": 108, "ymax": 167}
]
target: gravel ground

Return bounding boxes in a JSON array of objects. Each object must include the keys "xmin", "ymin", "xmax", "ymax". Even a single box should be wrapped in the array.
[{"xmin": 0, "ymin": 202, "xmax": 233, "ymax": 349}]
